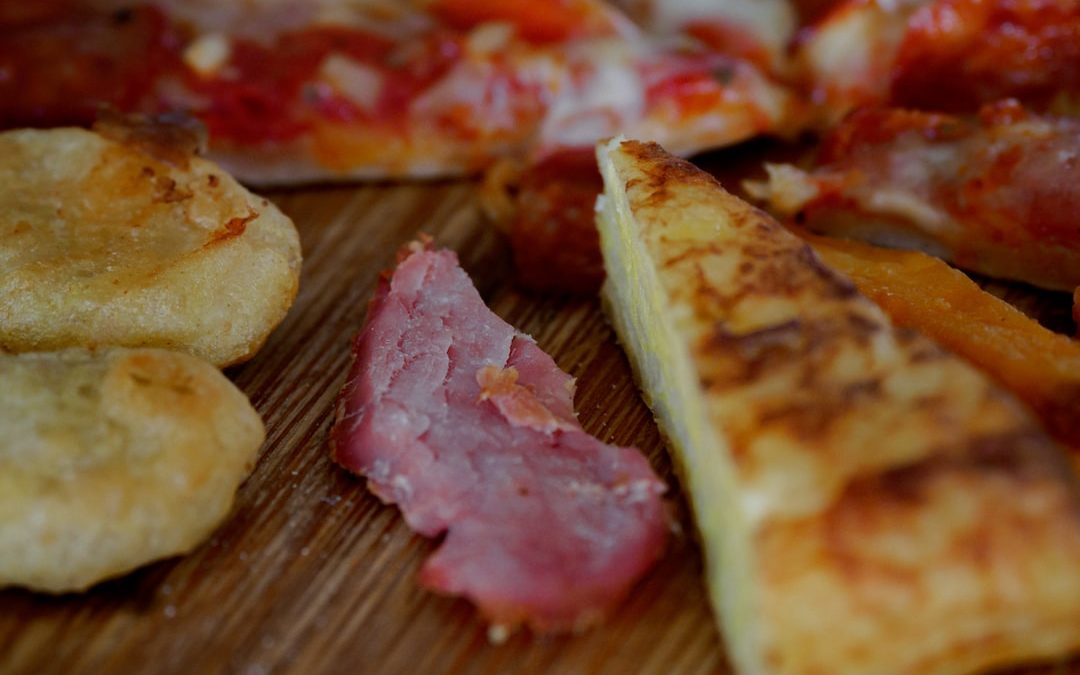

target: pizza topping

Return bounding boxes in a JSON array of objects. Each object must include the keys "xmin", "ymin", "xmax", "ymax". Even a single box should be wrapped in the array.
[
  {"xmin": 0, "ymin": 1, "xmax": 801, "ymax": 189},
  {"xmin": 186, "ymin": 25, "xmax": 426, "ymax": 143},
  {"xmin": 891, "ymin": 0, "xmax": 1080, "ymax": 113},
  {"xmin": 331, "ymin": 242, "xmax": 668, "ymax": 634},
  {"xmin": 615, "ymin": 0, "xmax": 798, "ymax": 73},
  {"xmin": 318, "ymin": 54, "xmax": 386, "ymax": 114},
  {"xmin": 540, "ymin": 45, "xmax": 647, "ymax": 150},
  {"xmin": 462, "ymin": 21, "xmax": 516, "ymax": 56},
  {"xmin": 794, "ymin": 0, "xmax": 922, "ymax": 123},
  {"xmin": 797, "ymin": 0, "xmax": 1080, "ymax": 122},
  {"xmin": 427, "ymin": 0, "xmax": 628, "ymax": 43},
  {"xmin": 182, "ymin": 32, "xmax": 231, "ymax": 78},
  {"xmin": 409, "ymin": 54, "xmax": 543, "ymax": 141},
  {"xmin": 480, "ymin": 42, "xmax": 799, "ymax": 292},
  {"xmin": 0, "ymin": 5, "xmax": 183, "ymax": 128}
]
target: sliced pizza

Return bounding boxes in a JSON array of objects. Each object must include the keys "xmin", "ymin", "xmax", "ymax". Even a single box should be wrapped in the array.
[
  {"xmin": 597, "ymin": 137, "xmax": 1080, "ymax": 675},
  {"xmin": 746, "ymin": 101, "xmax": 1080, "ymax": 291},
  {"xmin": 0, "ymin": 0, "xmax": 799, "ymax": 186},
  {"xmin": 796, "ymin": 0, "xmax": 1080, "ymax": 124},
  {"xmin": 481, "ymin": 47, "xmax": 800, "ymax": 292}
]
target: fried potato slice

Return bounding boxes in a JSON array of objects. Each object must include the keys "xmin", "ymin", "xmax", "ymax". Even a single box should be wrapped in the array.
[
  {"xmin": 597, "ymin": 137, "xmax": 1080, "ymax": 675},
  {"xmin": 802, "ymin": 230, "xmax": 1080, "ymax": 459},
  {"xmin": 0, "ymin": 348, "xmax": 264, "ymax": 593},
  {"xmin": 0, "ymin": 125, "xmax": 302, "ymax": 367}
]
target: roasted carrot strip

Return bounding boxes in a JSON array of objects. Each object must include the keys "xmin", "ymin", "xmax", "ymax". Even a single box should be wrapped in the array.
[{"xmin": 801, "ymin": 230, "xmax": 1080, "ymax": 458}]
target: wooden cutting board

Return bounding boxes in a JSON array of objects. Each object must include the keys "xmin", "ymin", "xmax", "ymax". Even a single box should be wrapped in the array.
[{"xmin": 1, "ymin": 155, "xmax": 1077, "ymax": 675}]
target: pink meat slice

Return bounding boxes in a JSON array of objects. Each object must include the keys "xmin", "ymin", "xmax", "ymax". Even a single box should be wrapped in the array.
[{"xmin": 332, "ymin": 243, "xmax": 668, "ymax": 633}]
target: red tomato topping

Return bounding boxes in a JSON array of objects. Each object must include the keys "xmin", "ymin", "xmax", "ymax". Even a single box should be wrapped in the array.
[
  {"xmin": 647, "ymin": 74, "xmax": 715, "ymax": 116},
  {"xmin": 0, "ymin": 6, "xmax": 182, "ymax": 128},
  {"xmin": 428, "ymin": 0, "xmax": 615, "ymax": 43},
  {"xmin": 643, "ymin": 54, "xmax": 735, "ymax": 117},
  {"xmin": 817, "ymin": 107, "xmax": 965, "ymax": 161},
  {"xmin": 0, "ymin": 0, "xmax": 74, "ymax": 28},
  {"xmin": 891, "ymin": 0, "xmax": 1080, "ymax": 112},
  {"xmin": 190, "ymin": 28, "xmax": 462, "ymax": 144},
  {"xmin": 684, "ymin": 21, "xmax": 772, "ymax": 73}
]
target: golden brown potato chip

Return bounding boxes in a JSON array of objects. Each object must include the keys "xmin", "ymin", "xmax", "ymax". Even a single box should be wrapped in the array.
[
  {"xmin": 0, "ymin": 348, "xmax": 264, "ymax": 593},
  {"xmin": 0, "ymin": 126, "xmax": 302, "ymax": 367}
]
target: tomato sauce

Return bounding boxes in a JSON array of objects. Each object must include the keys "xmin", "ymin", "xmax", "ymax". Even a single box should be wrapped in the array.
[
  {"xmin": 0, "ymin": 6, "xmax": 182, "ymax": 128},
  {"xmin": 817, "ymin": 107, "xmax": 964, "ymax": 162},
  {"xmin": 891, "ymin": 0, "xmax": 1080, "ymax": 112},
  {"xmin": 684, "ymin": 21, "xmax": 772, "ymax": 74},
  {"xmin": 428, "ymin": 0, "xmax": 615, "ymax": 43},
  {"xmin": 188, "ymin": 27, "xmax": 463, "ymax": 144},
  {"xmin": 643, "ymin": 50, "xmax": 754, "ymax": 119}
]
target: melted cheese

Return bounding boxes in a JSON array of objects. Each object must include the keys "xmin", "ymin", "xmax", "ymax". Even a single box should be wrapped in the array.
[
  {"xmin": 319, "ymin": 54, "xmax": 385, "ymax": 112},
  {"xmin": 539, "ymin": 42, "xmax": 645, "ymax": 149},
  {"xmin": 183, "ymin": 33, "xmax": 232, "ymax": 78}
]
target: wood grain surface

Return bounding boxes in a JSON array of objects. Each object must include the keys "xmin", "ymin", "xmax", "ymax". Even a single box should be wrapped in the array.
[{"xmin": 1, "ymin": 155, "xmax": 1078, "ymax": 675}]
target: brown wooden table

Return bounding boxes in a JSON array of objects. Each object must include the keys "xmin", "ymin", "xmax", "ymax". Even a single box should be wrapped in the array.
[{"xmin": 2, "ymin": 147, "xmax": 1077, "ymax": 675}]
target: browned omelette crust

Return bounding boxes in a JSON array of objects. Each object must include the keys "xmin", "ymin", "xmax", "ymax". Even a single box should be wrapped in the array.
[
  {"xmin": 0, "ymin": 124, "xmax": 301, "ymax": 367},
  {"xmin": 600, "ymin": 139, "xmax": 1080, "ymax": 675}
]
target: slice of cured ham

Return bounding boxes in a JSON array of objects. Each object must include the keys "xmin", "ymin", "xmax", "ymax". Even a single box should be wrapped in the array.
[{"xmin": 331, "ymin": 241, "xmax": 667, "ymax": 635}]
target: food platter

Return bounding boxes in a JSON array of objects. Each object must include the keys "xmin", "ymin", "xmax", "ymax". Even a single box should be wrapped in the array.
[{"xmin": 2, "ymin": 142, "xmax": 1076, "ymax": 674}]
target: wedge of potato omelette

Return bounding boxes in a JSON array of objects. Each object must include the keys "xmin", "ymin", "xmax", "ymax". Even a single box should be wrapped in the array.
[
  {"xmin": 0, "ymin": 120, "xmax": 301, "ymax": 367},
  {"xmin": 596, "ymin": 138, "xmax": 1080, "ymax": 675},
  {"xmin": 0, "ymin": 348, "xmax": 264, "ymax": 593}
]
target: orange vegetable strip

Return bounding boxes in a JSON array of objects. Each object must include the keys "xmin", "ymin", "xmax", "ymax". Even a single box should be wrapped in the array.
[{"xmin": 801, "ymin": 230, "xmax": 1080, "ymax": 457}]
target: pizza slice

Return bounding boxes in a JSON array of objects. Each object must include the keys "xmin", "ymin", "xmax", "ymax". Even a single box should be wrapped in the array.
[
  {"xmin": 746, "ymin": 101, "xmax": 1080, "ymax": 291},
  {"xmin": 0, "ymin": 0, "xmax": 798, "ymax": 187},
  {"xmin": 480, "ymin": 44, "xmax": 800, "ymax": 292},
  {"xmin": 796, "ymin": 0, "xmax": 1080, "ymax": 124},
  {"xmin": 472, "ymin": 2, "xmax": 803, "ymax": 292},
  {"xmin": 597, "ymin": 137, "xmax": 1080, "ymax": 675}
]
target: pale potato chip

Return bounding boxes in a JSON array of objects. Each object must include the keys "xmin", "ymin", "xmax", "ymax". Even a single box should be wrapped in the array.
[
  {"xmin": 0, "ymin": 347, "xmax": 264, "ymax": 593},
  {"xmin": 0, "ymin": 125, "xmax": 302, "ymax": 367}
]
